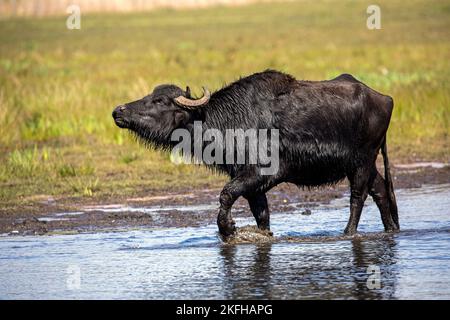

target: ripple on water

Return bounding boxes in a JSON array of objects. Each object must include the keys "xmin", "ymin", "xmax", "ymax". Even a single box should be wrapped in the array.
[{"xmin": 0, "ymin": 184, "xmax": 449, "ymax": 299}]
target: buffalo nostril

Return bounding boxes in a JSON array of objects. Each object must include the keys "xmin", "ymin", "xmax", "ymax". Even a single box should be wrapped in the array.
[{"xmin": 113, "ymin": 105, "xmax": 126, "ymax": 118}]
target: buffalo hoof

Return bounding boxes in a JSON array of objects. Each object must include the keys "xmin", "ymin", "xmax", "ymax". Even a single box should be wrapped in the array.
[
  {"xmin": 218, "ymin": 221, "xmax": 236, "ymax": 239},
  {"xmin": 257, "ymin": 224, "xmax": 272, "ymax": 235},
  {"xmin": 260, "ymin": 228, "xmax": 273, "ymax": 237}
]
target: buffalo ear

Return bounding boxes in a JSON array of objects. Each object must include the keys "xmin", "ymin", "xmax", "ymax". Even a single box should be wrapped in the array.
[
  {"xmin": 173, "ymin": 110, "xmax": 189, "ymax": 128},
  {"xmin": 185, "ymin": 86, "xmax": 191, "ymax": 98}
]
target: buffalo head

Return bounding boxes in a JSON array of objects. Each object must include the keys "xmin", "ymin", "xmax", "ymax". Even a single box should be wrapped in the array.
[{"xmin": 112, "ymin": 84, "xmax": 210, "ymax": 146}]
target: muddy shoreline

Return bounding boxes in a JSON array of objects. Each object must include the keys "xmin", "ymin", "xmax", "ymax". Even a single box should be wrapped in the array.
[{"xmin": 1, "ymin": 163, "xmax": 448, "ymax": 236}]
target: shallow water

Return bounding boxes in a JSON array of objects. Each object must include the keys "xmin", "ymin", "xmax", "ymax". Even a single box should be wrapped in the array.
[{"xmin": 0, "ymin": 184, "xmax": 449, "ymax": 299}]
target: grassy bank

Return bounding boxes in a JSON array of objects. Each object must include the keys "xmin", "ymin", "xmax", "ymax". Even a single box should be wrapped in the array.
[{"xmin": 0, "ymin": 0, "xmax": 449, "ymax": 207}]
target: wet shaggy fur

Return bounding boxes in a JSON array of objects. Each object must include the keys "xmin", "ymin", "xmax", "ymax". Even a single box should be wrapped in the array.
[{"xmin": 112, "ymin": 70, "xmax": 399, "ymax": 238}]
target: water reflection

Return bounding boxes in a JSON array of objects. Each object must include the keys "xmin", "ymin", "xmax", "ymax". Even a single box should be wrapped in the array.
[
  {"xmin": 0, "ymin": 184, "xmax": 448, "ymax": 299},
  {"xmin": 350, "ymin": 237, "xmax": 398, "ymax": 299},
  {"xmin": 220, "ymin": 244, "xmax": 273, "ymax": 299},
  {"xmin": 219, "ymin": 237, "xmax": 398, "ymax": 299}
]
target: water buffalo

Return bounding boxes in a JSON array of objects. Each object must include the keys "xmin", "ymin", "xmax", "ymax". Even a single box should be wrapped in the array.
[{"xmin": 112, "ymin": 70, "xmax": 399, "ymax": 238}]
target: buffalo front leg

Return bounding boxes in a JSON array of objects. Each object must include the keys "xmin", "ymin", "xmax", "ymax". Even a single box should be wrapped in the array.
[
  {"xmin": 344, "ymin": 166, "xmax": 372, "ymax": 235},
  {"xmin": 246, "ymin": 193, "xmax": 270, "ymax": 231},
  {"xmin": 217, "ymin": 176, "xmax": 264, "ymax": 238}
]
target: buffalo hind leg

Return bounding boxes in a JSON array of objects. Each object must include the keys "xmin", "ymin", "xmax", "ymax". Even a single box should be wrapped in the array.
[
  {"xmin": 369, "ymin": 172, "xmax": 399, "ymax": 232},
  {"xmin": 217, "ymin": 175, "xmax": 264, "ymax": 238},
  {"xmin": 246, "ymin": 193, "xmax": 270, "ymax": 231},
  {"xmin": 344, "ymin": 166, "xmax": 372, "ymax": 235}
]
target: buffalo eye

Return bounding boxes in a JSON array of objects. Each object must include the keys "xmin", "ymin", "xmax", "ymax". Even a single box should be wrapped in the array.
[
  {"xmin": 153, "ymin": 96, "xmax": 170, "ymax": 106},
  {"xmin": 152, "ymin": 98, "xmax": 163, "ymax": 105}
]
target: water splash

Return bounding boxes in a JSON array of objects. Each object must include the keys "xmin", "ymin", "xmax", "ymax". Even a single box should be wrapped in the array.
[{"xmin": 0, "ymin": 184, "xmax": 449, "ymax": 299}]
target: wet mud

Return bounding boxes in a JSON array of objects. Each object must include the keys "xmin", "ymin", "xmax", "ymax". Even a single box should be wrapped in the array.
[{"xmin": 0, "ymin": 164, "xmax": 448, "ymax": 236}]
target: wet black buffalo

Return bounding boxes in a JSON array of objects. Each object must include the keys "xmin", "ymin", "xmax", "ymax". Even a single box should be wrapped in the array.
[{"xmin": 112, "ymin": 70, "xmax": 399, "ymax": 238}]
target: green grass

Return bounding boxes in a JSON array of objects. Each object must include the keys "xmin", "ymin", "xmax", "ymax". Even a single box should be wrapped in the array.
[{"xmin": 0, "ymin": 0, "xmax": 449, "ymax": 206}]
